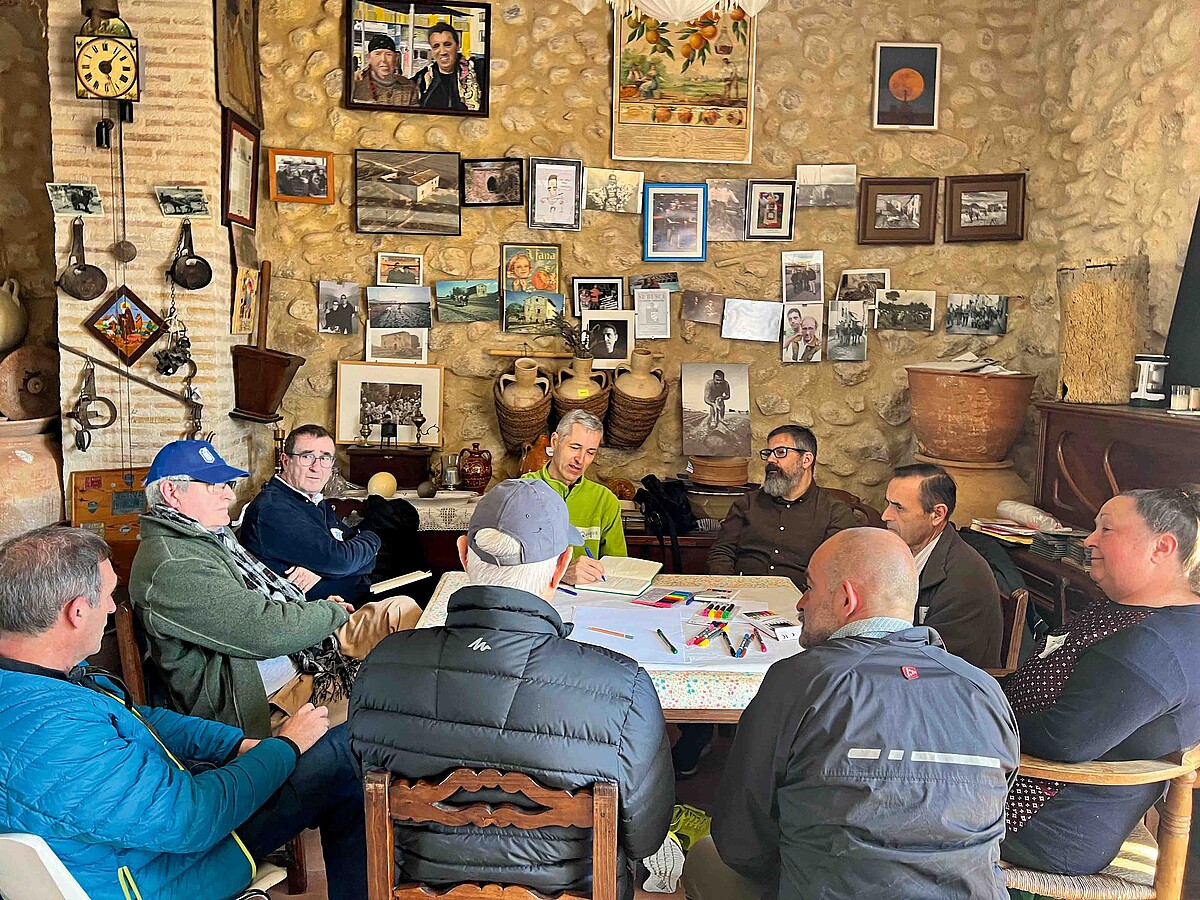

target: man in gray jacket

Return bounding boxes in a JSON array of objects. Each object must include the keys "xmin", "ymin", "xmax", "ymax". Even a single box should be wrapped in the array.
[
  {"xmin": 683, "ymin": 528, "xmax": 1018, "ymax": 900},
  {"xmin": 350, "ymin": 479, "xmax": 674, "ymax": 900}
]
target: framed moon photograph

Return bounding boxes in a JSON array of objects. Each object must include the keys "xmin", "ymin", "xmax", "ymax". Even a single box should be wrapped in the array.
[
  {"xmin": 643, "ymin": 183, "xmax": 707, "ymax": 262},
  {"xmin": 873, "ymin": 42, "xmax": 941, "ymax": 131}
]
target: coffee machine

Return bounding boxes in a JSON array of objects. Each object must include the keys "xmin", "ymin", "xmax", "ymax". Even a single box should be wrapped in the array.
[{"xmin": 1130, "ymin": 354, "xmax": 1169, "ymax": 407}]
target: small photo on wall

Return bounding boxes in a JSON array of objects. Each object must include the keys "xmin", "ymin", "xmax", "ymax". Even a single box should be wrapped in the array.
[
  {"xmin": 721, "ymin": 297, "xmax": 783, "ymax": 343},
  {"xmin": 503, "ymin": 290, "xmax": 565, "ymax": 335},
  {"xmin": 629, "ymin": 272, "xmax": 681, "ymax": 293},
  {"xmin": 681, "ymin": 363, "xmax": 751, "ymax": 459},
  {"xmin": 946, "ymin": 293, "xmax": 1009, "ymax": 335},
  {"xmin": 782, "ymin": 301, "xmax": 824, "ymax": 363},
  {"xmin": 377, "ymin": 252, "xmax": 422, "ymax": 286},
  {"xmin": 644, "ymin": 183, "xmax": 707, "ymax": 262},
  {"xmin": 745, "ymin": 180, "xmax": 796, "ymax": 241},
  {"xmin": 367, "ymin": 327, "xmax": 428, "ymax": 364},
  {"xmin": 434, "ymin": 279, "xmax": 500, "ymax": 323},
  {"xmin": 461, "ymin": 158, "xmax": 523, "ymax": 207},
  {"xmin": 584, "ymin": 167, "xmax": 644, "ymax": 214},
  {"xmin": 318, "ymin": 280, "xmax": 361, "ymax": 334},
  {"xmin": 634, "ymin": 288, "xmax": 671, "ymax": 339},
  {"xmin": 155, "ymin": 186, "xmax": 211, "ymax": 217},
  {"xmin": 231, "ymin": 267, "xmax": 259, "ymax": 335},
  {"xmin": 794, "ymin": 165, "xmax": 856, "ymax": 208},
  {"xmin": 267, "ymin": 148, "xmax": 334, "ymax": 204},
  {"xmin": 827, "ymin": 298, "xmax": 868, "ymax": 361},
  {"xmin": 582, "ymin": 310, "xmax": 636, "ymax": 369},
  {"xmin": 681, "ymin": 289, "xmax": 725, "ymax": 325},
  {"xmin": 706, "ymin": 178, "xmax": 747, "ymax": 242},
  {"xmin": 366, "ymin": 285, "xmax": 433, "ymax": 330},
  {"xmin": 782, "ymin": 250, "xmax": 824, "ymax": 303},
  {"xmin": 47, "ymin": 183, "xmax": 103, "ymax": 217},
  {"xmin": 528, "ymin": 157, "xmax": 584, "ymax": 230},
  {"xmin": 573, "ymin": 277, "xmax": 624, "ymax": 315},
  {"xmin": 874, "ymin": 289, "xmax": 935, "ymax": 331},
  {"xmin": 835, "ymin": 269, "xmax": 890, "ymax": 304},
  {"xmin": 873, "ymin": 42, "xmax": 941, "ymax": 130}
]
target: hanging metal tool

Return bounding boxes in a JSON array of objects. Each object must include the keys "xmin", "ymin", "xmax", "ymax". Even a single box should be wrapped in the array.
[{"xmin": 65, "ymin": 359, "xmax": 118, "ymax": 451}]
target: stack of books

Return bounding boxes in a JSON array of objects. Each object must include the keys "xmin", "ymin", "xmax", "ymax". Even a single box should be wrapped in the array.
[{"xmin": 970, "ymin": 519, "xmax": 1037, "ymax": 545}]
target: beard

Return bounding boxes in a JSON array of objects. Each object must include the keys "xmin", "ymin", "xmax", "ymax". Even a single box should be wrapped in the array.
[{"xmin": 762, "ymin": 465, "xmax": 800, "ymax": 498}]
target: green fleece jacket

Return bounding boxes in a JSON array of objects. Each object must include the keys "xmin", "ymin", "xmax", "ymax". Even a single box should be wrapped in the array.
[
  {"xmin": 522, "ymin": 465, "xmax": 627, "ymax": 559},
  {"xmin": 129, "ymin": 514, "xmax": 351, "ymax": 738}
]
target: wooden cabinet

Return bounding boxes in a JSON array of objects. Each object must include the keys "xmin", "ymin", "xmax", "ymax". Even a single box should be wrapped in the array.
[
  {"xmin": 345, "ymin": 446, "xmax": 433, "ymax": 489},
  {"xmin": 625, "ymin": 531, "xmax": 717, "ymax": 575}
]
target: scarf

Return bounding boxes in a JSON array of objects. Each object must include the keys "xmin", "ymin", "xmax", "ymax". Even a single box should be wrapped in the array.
[
  {"xmin": 148, "ymin": 504, "xmax": 359, "ymax": 705},
  {"xmin": 418, "ymin": 56, "xmax": 481, "ymax": 111}
]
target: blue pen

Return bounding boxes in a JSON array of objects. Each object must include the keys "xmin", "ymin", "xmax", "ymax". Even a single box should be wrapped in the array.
[
  {"xmin": 585, "ymin": 546, "xmax": 606, "ymax": 581},
  {"xmin": 557, "ymin": 585, "xmax": 578, "ymax": 596}
]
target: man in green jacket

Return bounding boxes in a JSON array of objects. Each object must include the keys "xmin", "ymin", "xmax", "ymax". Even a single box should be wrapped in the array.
[
  {"xmin": 129, "ymin": 440, "xmax": 419, "ymax": 739},
  {"xmin": 523, "ymin": 410, "xmax": 626, "ymax": 585}
]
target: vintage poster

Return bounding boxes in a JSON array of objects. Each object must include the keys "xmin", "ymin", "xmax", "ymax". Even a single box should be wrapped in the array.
[
  {"xmin": 500, "ymin": 243, "xmax": 560, "ymax": 298},
  {"xmin": 612, "ymin": 9, "xmax": 755, "ymax": 164}
]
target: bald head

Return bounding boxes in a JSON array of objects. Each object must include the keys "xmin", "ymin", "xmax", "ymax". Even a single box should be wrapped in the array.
[{"xmin": 797, "ymin": 528, "xmax": 918, "ymax": 648}]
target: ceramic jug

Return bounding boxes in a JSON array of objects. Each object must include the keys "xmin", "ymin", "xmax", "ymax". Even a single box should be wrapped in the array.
[
  {"xmin": 459, "ymin": 443, "xmax": 493, "ymax": 493},
  {"xmin": 554, "ymin": 355, "xmax": 607, "ymax": 402},
  {"xmin": 0, "ymin": 278, "xmax": 28, "ymax": 354},
  {"xmin": 519, "ymin": 434, "xmax": 552, "ymax": 475},
  {"xmin": 614, "ymin": 348, "xmax": 664, "ymax": 399},
  {"xmin": 498, "ymin": 357, "xmax": 550, "ymax": 409}
]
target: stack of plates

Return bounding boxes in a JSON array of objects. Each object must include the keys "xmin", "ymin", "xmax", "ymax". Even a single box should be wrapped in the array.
[
  {"xmin": 1067, "ymin": 537, "xmax": 1092, "ymax": 569},
  {"xmin": 1030, "ymin": 532, "xmax": 1074, "ymax": 560}
]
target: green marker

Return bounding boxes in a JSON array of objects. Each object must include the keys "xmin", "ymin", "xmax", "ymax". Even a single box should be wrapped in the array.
[{"xmin": 655, "ymin": 628, "xmax": 679, "ymax": 655}]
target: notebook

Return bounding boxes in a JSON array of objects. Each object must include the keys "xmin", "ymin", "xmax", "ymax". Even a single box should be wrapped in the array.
[{"xmin": 582, "ymin": 556, "xmax": 662, "ymax": 596}]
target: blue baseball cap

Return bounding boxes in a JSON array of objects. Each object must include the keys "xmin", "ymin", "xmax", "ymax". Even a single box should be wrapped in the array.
[
  {"xmin": 467, "ymin": 479, "xmax": 583, "ymax": 566},
  {"xmin": 146, "ymin": 440, "xmax": 250, "ymax": 485}
]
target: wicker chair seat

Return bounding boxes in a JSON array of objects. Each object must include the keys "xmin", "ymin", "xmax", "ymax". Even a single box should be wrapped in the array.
[{"xmin": 1000, "ymin": 820, "xmax": 1157, "ymax": 899}]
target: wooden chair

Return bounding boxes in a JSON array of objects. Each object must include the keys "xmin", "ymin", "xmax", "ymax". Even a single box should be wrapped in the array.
[
  {"xmin": 825, "ymin": 488, "xmax": 886, "ymax": 529},
  {"xmin": 983, "ymin": 588, "xmax": 1029, "ymax": 679},
  {"xmin": 1000, "ymin": 742, "xmax": 1200, "ymax": 900},
  {"xmin": 113, "ymin": 599, "xmax": 309, "ymax": 894},
  {"xmin": 364, "ymin": 767, "xmax": 618, "ymax": 900}
]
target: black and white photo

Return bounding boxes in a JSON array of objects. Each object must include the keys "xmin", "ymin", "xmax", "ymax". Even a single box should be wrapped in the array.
[
  {"xmin": 946, "ymin": 293, "xmax": 1009, "ymax": 335},
  {"xmin": 359, "ymin": 382, "xmax": 423, "ymax": 428},
  {"xmin": 705, "ymin": 178, "xmax": 746, "ymax": 242},
  {"xmin": 46, "ymin": 183, "xmax": 103, "ymax": 217},
  {"xmin": 681, "ymin": 363, "xmax": 751, "ymax": 458},
  {"xmin": 335, "ymin": 360, "xmax": 444, "ymax": 446},
  {"xmin": 573, "ymin": 277, "xmax": 623, "ymax": 315},
  {"xmin": 874, "ymin": 289, "xmax": 935, "ymax": 331},
  {"xmin": 681, "ymin": 289, "xmax": 725, "ymax": 325},
  {"xmin": 827, "ymin": 298, "xmax": 868, "ymax": 361},
  {"xmin": 959, "ymin": 191, "xmax": 1008, "ymax": 227},
  {"xmin": 794, "ymin": 164, "xmax": 856, "ymax": 208},
  {"xmin": 721, "ymin": 297, "xmax": 783, "ymax": 342},
  {"xmin": 875, "ymin": 193, "xmax": 921, "ymax": 229},
  {"xmin": 318, "ymin": 280, "xmax": 360, "ymax": 334},
  {"xmin": 581, "ymin": 310, "xmax": 635, "ymax": 368},
  {"xmin": 835, "ymin": 268, "xmax": 890, "ymax": 304},
  {"xmin": 858, "ymin": 177, "xmax": 938, "ymax": 244},
  {"xmin": 584, "ymin": 167, "xmax": 643, "ymax": 214},
  {"xmin": 154, "ymin": 186, "xmax": 210, "ymax": 217},
  {"xmin": 945, "ymin": 173, "xmax": 1025, "ymax": 242},
  {"xmin": 268, "ymin": 148, "xmax": 334, "ymax": 203}
]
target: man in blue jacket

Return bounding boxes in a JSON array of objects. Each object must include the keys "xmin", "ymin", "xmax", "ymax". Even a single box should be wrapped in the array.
[
  {"xmin": 0, "ymin": 525, "xmax": 367, "ymax": 900},
  {"xmin": 241, "ymin": 424, "xmax": 381, "ymax": 604}
]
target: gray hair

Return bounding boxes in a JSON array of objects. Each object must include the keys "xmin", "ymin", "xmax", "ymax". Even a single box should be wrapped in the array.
[
  {"xmin": 466, "ymin": 527, "xmax": 561, "ymax": 594},
  {"xmin": 555, "ymin": 409, "xmax": 604, "ymax": 441},
  {"xmin": 1124, "ymin": 485, "xmax": 1200, "ymax": 591},
  {"xmin": 0, "ymin": 526, "xmax": 113, "ymax": 635},
  {"xmin": 145, "ymin": 475, "xmax": 193, "ymax": 507}
]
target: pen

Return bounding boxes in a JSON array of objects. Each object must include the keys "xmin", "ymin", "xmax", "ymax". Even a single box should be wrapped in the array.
[
  {"xmin": 588, "ymin": 626, "xmax": 634, "ymax": 640},
  {"xmin": 557, "ymin": 585, "xmax": 578, "ymax": 596},
  {"xmin": 754, "ymin": 629, "xmax": 767, "ymax": 652},
  {"xmin": 735, "ymin": 632, "xmax": 753, "ymax": 658},
  {"xmin": 656, "ymin": 628, "xmax": 679, "ymax": 655},
  {"xmin": 720, "ymin": 630, "xmax": 736, "ymax": 657},
  {"xmin": 585, "ymin": 546, "xmax": 605, "ymax": 581}
]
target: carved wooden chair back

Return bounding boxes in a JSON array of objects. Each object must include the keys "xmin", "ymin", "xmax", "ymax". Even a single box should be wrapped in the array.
[{"xmin": 984, "ymin": 588, "xmax": 1029, "ymax": 678}]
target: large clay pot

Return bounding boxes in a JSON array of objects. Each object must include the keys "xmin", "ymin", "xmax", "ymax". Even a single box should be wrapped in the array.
[
  {"xmin": 499, "ymin": 357, "xmax": 550, "ymax": 410},
  {"xmin": 459, "ymin": 442, "xmax": 493, "ymax": 492},
  {"xmin": 915, "ymin": 453, "xmax": 1032, "ymax": 524},
  {"xmin": 906, "ymin": 367, "xmax": 1037, "ymax": 462},
  {"xmin": 0, "ymin": 417, "xmax": 63, "ymax": 540},
  {"xmin": 614, "ymin": 348, "xmax": 664, "ymax": 399},
  {"xmin": 555, "ymin": 355, "xmax": 607, "ymax": 402},
  {"xmin": 0, "ymin": 279, "xmax": 28, "ymax": 354}
]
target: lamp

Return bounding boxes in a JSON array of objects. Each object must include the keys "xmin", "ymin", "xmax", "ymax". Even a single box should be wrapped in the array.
[{"xmin": 562, "ymin": 0, "xmax": 772, "ymax": 23}]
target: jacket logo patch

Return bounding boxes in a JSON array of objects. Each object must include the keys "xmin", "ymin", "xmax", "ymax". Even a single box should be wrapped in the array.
[
  {"xmin": 468, "ymin": 637, "xmax": 492, "ymax": 652},
  {"xmin": 901, "ymin": 666, "xmax": 919, "ymax": 680}
]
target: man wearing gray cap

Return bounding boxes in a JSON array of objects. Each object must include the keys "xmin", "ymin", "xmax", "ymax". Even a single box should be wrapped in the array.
[
  {"xmin": 349, "ymin": 478, "xmax": 674, "ymax": 900},
  {"xmin": 351, "ymin": 33, "xmax": 419, "ymax": 106}
]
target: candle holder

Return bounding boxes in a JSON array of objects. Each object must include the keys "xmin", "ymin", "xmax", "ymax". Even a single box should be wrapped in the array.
[
  {"xmin": 410, "ymin": 409, "xmax": 439, "ymax": 446},
  {"xmin": 357, "ymin": 420, "xmax": 372, "ymax": 446},
  {"xmin": 379, "ymin": 422, "xmax": 398, "ymax": 448},
  {"xmin": 273, "ymin": 426, "xmax": 286, "ymax": 473}
]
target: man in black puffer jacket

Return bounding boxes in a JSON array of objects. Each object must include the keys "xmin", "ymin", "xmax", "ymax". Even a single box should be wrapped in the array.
[{"xmin": 349, "ymin": 479, "xmax": 674, "ymax": 900}]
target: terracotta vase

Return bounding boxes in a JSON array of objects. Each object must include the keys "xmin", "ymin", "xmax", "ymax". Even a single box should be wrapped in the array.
[
  {"xmin": 499, "ymin": 357, "xmax": 550, "ymax": 410},
  {"xmin": 459, "ymin": 443, "xmax": 493, "ymax": 493},
  {"xmin": 614, "ymin": 349, "xmax": 664, "ymax": 399},
  {"xmin": 0, "ymin": 418, "xmax": 63, "ymax": 539},
  {"xmin": 0, "ymin": 279, "xmax": 28, "ymax": 354},
  {"xmin": 519, "ymin": 434, "xmax": 552, "ymax": 475},
  {"xmin": 554, "ymin": 355, "xmax": 607, "ymax": 403},
  {"xmin": 906, "ymin": 367, "xmax": 1037, "ymax": 462}
]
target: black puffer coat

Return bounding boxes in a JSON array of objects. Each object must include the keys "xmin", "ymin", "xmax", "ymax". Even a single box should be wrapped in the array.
[{"xmin": 349, "ymin": 584, "xmax": 674, "ymax": 900}]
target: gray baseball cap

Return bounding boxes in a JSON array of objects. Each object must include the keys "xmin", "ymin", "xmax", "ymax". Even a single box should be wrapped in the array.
[{"xmin": 467, "ymin": 478, "xmax": 583, "ymax": 566}]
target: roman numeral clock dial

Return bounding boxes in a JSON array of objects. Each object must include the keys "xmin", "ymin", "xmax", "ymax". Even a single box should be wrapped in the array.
[{"xmin": 74, "ymin": 31, "xmax": 140, "ymax": 102}]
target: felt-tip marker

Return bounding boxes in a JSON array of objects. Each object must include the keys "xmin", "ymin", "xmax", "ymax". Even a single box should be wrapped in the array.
[
  {"xmin": 720, "ymin": 630, "xmax": 736, "ymax": 657},
  {"xmin": 556, "ymin": 585, "xmax": 578, "ymax": 596},
  {"xmin": 656, "ymin": 628, "xmax": 679, "ymax": 654},
  {"xmin": 585, "ymin": 546, "xmax": 605, "ymax": 581},
  {"xmin": 735, "ymin": 632, "xmax": 753, "ymax": 658},
  {"xmin": 754, "ymin": 629, "xmax": 767, "ymax": 652}
]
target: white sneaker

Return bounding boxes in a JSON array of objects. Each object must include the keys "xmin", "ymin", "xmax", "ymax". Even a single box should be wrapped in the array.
[{"xmin": 642, "ymin": 832, "xmax": 686, "ymax": 893}]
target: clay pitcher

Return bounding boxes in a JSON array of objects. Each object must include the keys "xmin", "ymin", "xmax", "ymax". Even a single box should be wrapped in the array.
[
  {"xmin": 498, "ymin": 357, "xmax": 550, "ymax": 410},
  {"xmin": 614, "ymin": 348, "xmax": 664, "ymax": 399},
  {"xmin": 459, "ymin": 442, "xmax": 493, "ymax": 493},
  {"xmin": 0, "ymin": 278, "xmax": 27, "ymax": 354},
  {"xmin": 555, "ymin": 355, "xmax": 607, "ymax": 402},
  {"xmin": 519, "ymin": 434, "xmax": 552, "ymax": 475}
]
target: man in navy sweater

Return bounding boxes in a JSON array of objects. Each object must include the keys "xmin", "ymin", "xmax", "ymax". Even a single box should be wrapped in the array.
[{"xmin": 241, "ymin": 424, "xmax": 381, "ymax": 604}]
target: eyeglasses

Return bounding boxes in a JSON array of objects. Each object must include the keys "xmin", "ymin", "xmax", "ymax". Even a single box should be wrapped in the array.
[
  {"xmin": 759, "ymin": 447, "xmax": 810, "ymax": 460},
  {"xmin": 289, "ymin": 451, "xmax": 336, "ymax": 468},
  {"xmin": 202, "ymin": 480, "xmax": 238, "ymax": 493}
]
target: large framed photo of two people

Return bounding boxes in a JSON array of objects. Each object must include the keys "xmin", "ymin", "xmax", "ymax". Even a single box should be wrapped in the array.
[{"xmin": 345, "ymin": 1, "xmax": 490, "ymax": 117}]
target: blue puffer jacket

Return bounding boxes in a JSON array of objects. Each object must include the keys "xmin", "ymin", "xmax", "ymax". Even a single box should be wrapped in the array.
[{"xmin": 0, "ymin": 658, "xmax": 298, "ymax": 900}]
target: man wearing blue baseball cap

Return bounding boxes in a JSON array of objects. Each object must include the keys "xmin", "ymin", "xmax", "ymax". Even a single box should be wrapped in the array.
[
  {"xmin": 350, "ymin": 479, "xmax": 674, "ymax": 900},
  {"xmin": 129, "ymin": 440, "xmax": 418, "ymax": 741}
]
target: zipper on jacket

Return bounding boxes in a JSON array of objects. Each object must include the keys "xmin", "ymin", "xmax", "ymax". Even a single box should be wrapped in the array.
[{"xmin": 118, "ymin": 866, "xmax": 143, "ymax": 900}]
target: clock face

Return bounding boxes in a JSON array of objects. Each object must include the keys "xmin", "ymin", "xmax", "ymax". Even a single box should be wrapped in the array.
[{"xmin": 75, "ymin": 36, "xmax": 139, "ymax": 101}]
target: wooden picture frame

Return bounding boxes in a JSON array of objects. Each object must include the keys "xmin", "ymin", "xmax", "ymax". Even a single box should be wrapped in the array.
[
  {"xmin": 944, "ymin": 173, "xmax": 1026, "ymax": 242},
  {"xmin": 335, "ymin": 360, "xmax": 444, "ymax": 446},
  {"xmin": 221, "ymin": 108, "xmax": 260, "ymax": 229},
  {"xmin": 83, "ymin": 286, "xmax": 167, "ymax": 366},
  {"xmin": 461, "ymin": 157, "xmax": 523, "ymax": 207},
  {"xmin": 355, "ymin": 150, "xmax": 461, "ymax": 235},
  {"xmin": 873, "ymin": 42, "xmax": 941, "ymax": 131},
  {"xmin": 214, "ymin": 0, "xmax": 263, "ymax": 128},
  {"xmin": 344, "ymin": 1, "xmax": 490, "ymax": 117},
  {"xmin": 857, "ymin": 176, "xmax": 938, "ymax": 245},
  {"xmin": 267, "ymin": 148, "xmax": 335, "ymax": 204},
  {"xmin": 643, "ymin": 183, "xmax": 707, "ymax": 262},
  {"xmin": 745, "ymin": 179, "xmax": 796, "ymax": 241}
]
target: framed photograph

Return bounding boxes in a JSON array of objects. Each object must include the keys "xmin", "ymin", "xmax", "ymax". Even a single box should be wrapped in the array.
[
  {"xmin": 267, "ymin": 148, "xmax": 334, "ymax": 204},
  {"xmin": 644, "ymin": 183, "xmax": 707, "ymax": 262},
  {"xmin": 582, "ymin": 310, "xmax": 635, "ymax": 369},
  {"xmin": 782, "ymin": 250, "xmax": 824, "ymax": 303},
  {"xmin": 745, "ymin": 180, "xmax": 796, "ymax": 240},
  {"xmin": 154, "ymin": 186, "xmax": 210, "ymax": 217},
  {"xmin": 215, "ymin": 0, "xmax": 262, "ymax": 127},
  {"xmin": 681, "ymin": 289, "xmax": 725, "ymax": 325},
  {"xmin": 502, "ymin": 290, "xmax": 565, "ymax": 335},
  {"xmin": 46, "ymin": 183, "xmax": 103, "ymax": 217},
  {"xmin": 318, "ymin": 280, "xmax": 361, "ymax": 335},
  {"xmin": 944, "ymin": 173, "xmax": 1026, "ymax": 242},
  {"xmin": 794, "ymin": 164, "xmax": 856, "ymax": 208},
  {"xmin": 873, "ymin": 42, "xmax": 941, "ymax": 131},
  {"xmin": 335, "ymin": 360, "xmax": 444, "ymax": 446},
  {"xmin": 528, "ymin": 157, "xmax": 583, "ymax": 231},
  {"xmin": 612, "ymin": 9, "xmax": 756, "ymax": 164},
  {"xmin": 367, "ymin": 327, "xmax": 428, "ymax": 364},
  {"xmin": 461, "ymin": 157, "xmax": 523, "ymax": 206},
  {"xmin": 706, "ymin": 178, "xmax": 746, "ymax": 242},
  {"xmin": 584, "ymin": 167, "xmax": 643, "ymax": 214},
  {"xmin": 630, "ymin": 272, "xmax": 681, "ymax": 292},
  {"xmin": 782, "ymin": 301, "xmax": 824, "ymax": 363},
  {"xmin": 231, "ymin": 267, "xmax": 259, "ymax": 334},
  {"xmin": 827, "ymin": 298, "xmax": 868, "ymax": 361},
  {"xmin": 634, "ymin": 288, "xmax": 671, "ymax": 339},
  {"xmin": 680, "ymin": 363, "xmax": 751, "ymax": 458},
  {"xmin": 875, "ymin": 289, "xmax": 935, "ymax": 331},
  {"xmin": 355, "ymin": 150, "xmax": 460, "ymax": 235},
  {"xmin": 501, "ymin": 243, "xmax": 560, "ymax": 296},
  {"xmin": 221, "ymin": 108, "xmax": 260, "ymax": 229},
  {"xmin": 721, "ymin": 297, "xmax": 783, "ymax": 342},
  {"xmin": 376, "ymin": 252, "xmax": 422, "ymax": 286},
  {"xmin": 857, "ymin": 177, "xmax": 938, "ymax": 245},
  {"xmin": 434, "ymin": 279, "xmax": 500, "ymax": 322},
  {"xmin": 229, "ymin": 223, "xmax": 258, "ymax": 269},
  {"xmin": 344, "ymin": 1, "xmax": 490, "ymax": 117},
  {"xmin": 84, "ymin": 286, "xmax": 167, "ymax": 366},
  {"xmin": 573, "ymin": 277, "xmax": 624, "ymax": 315},
  {"xmin": 946, "ymin": 293, "xmax": 1009, "ymax": 335}
]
